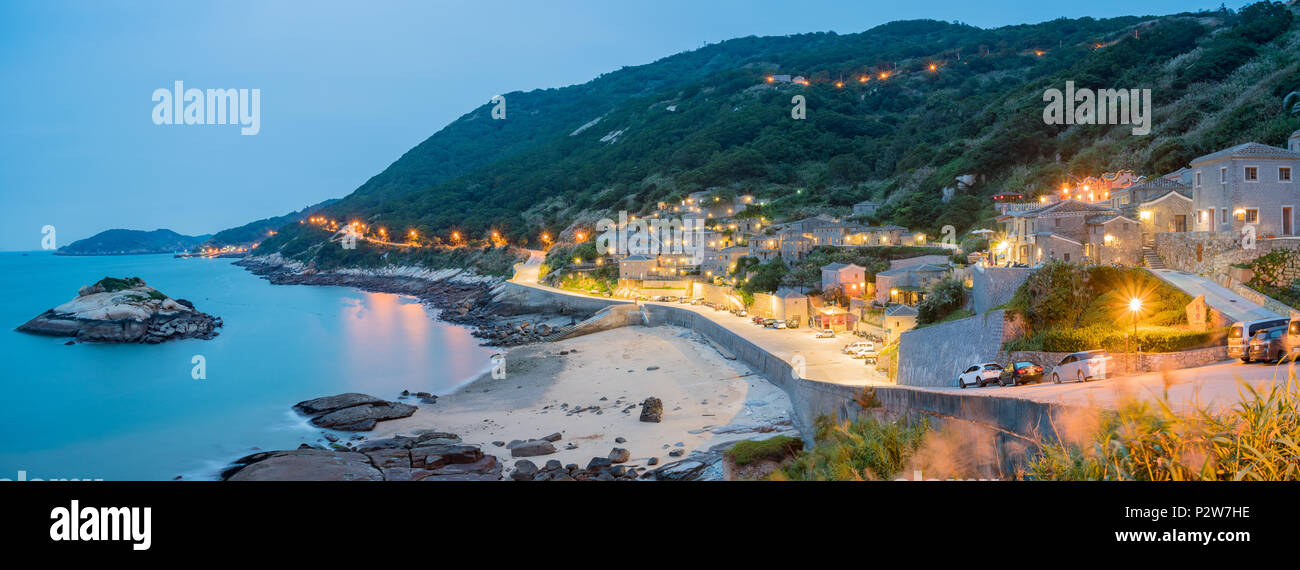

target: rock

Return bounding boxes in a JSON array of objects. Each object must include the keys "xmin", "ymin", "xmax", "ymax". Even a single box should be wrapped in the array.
[
  {"xmin": 647, "ymin": 457, "xmax": 659, "ymax": 466},
  {"xmin": 669, "ymin": 449, "xmax": 685, "ymax": 457},
  {"xmin": 652, "ymin": 459, "xmax": 709, "ymax": 481},
  {"xmin": 507, "ymin": 439, "xmax": 557, "ymax": 457},
  {"xmin": 586, "ymin": 457, "xmax": 612, "ymax": 471},
  {"xmin": 293, "ymin": 393, "xmax": 387, "ymax": 416},
  {"xmin": 225, "ymin": 449, "xmax": 383, "ymax": 481},
  {"xmin": 492, "ymin": 441, "xmax": 506, "ymax": 447},
  {"xmin": 614, "ymin": 437, "xmax": 626, "ymax": 444},
  {"xmin": 541, "ymin": 432, "xmax": 562, "ymax": 442},
  {"xmin": 309, "ymin": 402, "xmax": 417, "ymax": 431},
  {"xmin": 646, "ymin": 366, "xmax": 660, "ymax": 371},
  {"xmin": 639, "ymin": 397, "xmax": 663, "ymax": 423},
  {"xmin": 544, "ymin": 460, "xmax": 563, "ymax": 471},
  {"xmin": 16, "ymin": 279, "xmax": 222, "ymax": 344},
  {"xmin": 511, "ymin": 460, "xmax": 539, "ymax": 481},
  {"xmin": 608, "ymin": 448, "xmax": 630, "ymax": 463}
]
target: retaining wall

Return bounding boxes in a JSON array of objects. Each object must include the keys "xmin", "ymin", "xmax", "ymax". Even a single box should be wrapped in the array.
[
  {"xmin": 896, "ymin": 310, "xmax": 1012, "ymax": 387},
  {"xmin": 972, "ymin": 265, "xmax": 1034, "ymax": 314}
]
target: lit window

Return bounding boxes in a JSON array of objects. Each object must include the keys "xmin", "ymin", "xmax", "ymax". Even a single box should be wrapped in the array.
[{"xmin": 1246, "ymin": 209, "xmax": 1259, "ymax": 224}]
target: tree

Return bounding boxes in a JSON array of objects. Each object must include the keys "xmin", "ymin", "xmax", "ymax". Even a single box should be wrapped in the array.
[{"xmin": 916, "ymin": 278, "xmax": 966, "ymax": 325}]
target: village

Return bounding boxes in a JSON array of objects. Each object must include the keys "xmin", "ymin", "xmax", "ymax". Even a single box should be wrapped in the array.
[{"xmin": 521, "ymin": 128, "xmax": 1300, "ymax": 400}]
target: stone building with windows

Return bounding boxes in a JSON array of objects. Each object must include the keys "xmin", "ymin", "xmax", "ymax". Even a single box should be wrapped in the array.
[{"xmin": 1190, "ymin": 137, "xmax": 1300, "ymax": 237}]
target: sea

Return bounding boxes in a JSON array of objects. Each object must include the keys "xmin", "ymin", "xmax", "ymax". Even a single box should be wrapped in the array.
[{"xmin": 0, "ymin": 251, "xmax": 497, "ymax": 481}]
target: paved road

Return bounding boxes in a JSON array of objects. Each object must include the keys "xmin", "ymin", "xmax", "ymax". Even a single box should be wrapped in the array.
[
  {"xmin": 1151, "ymin": 269, "xmax": 1281, "ymax": 322},
  {"xmin": 924, "ymin": 356, "xmax": 1295, "ymax": 412}
]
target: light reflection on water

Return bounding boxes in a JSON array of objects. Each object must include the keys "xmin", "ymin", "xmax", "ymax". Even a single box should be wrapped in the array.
[{"xmin": 0, "ymin": 252, "xmax": 496, "ymax": 480}]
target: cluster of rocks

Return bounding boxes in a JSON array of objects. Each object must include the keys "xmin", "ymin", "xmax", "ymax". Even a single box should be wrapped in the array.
[
  {"xmin": 236, "ymin": 256, "xmax": 587, "ymax": 346},
  {"xmin": 293, "ymin": 392, "xmax": 417, "ymax": 431},
  {"xmin": 222, "ymin": 430, "xmax": 501, "ymax": 481},
  {"xmin": 16, "ymin": 277, "xmax": 222, "ymax": 343},
  {"xmin": 510, "ymin": 446, "xmax": 647, "ymax": 481}
]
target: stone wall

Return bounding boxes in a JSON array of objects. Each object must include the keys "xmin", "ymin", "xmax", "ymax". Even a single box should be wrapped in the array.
[
  {"xmin": 1154, "ymin": 232, "xmax": 1300, "ymax": 276},
  {"xmin": 1000, "ymin": 346, "xmax": 1227, "ymax": 378},
  {"xmin": 972, "ymin": 265, "xmax": 1033, "ymax": 314},
  {"xmin": 896, "ymin": 310, "xmax": 1012, "ymax": 387}
]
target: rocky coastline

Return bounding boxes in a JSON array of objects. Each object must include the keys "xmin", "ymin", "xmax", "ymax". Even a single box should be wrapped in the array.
[
  {"xmin": 16, "ymin": 277, "xmax": 222, "ymax": 344},
  {"xmin": 234, "ymin": 254, "xmax": 588, "ymax": 346}
]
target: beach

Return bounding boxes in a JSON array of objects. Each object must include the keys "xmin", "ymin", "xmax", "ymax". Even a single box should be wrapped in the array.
[{"xmin": 369, "ymin": 324, "xmax": 798, "ymax": 477}]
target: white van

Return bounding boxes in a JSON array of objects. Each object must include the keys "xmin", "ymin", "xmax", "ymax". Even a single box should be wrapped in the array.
[{"xmin": 1228, "ymin": 317, "xmax": 1290, "ymax": 362}]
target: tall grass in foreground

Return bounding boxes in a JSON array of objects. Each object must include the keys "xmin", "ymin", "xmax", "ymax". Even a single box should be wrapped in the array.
[
  {"xmin": 1025, "ymin": 375, "xmax": 1300, "ymax": 481},
  {"xmin": 769, "ymin": 415, "xmax": 930, "ymax": 481}
]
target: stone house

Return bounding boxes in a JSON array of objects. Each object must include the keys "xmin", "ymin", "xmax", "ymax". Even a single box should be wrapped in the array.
[
  {"xmin": 884, "ymin": 304, "xmax": 919, "ymax": 341},
  {"xmin": 779, "ymin": 234, "xmax": 814, "ymax": 262},
  {"xmin": 874, "ymin": 263, "xmax": 949, "ymax": 305},
  {"xmin": 821, "ymin": 262, "xmax": 867, "ymax": 295},
  {"xmin": 997, "ymin": 199, "xmax": 1132, "ymax": 265},
  {"xmin": 1084, "ymin": 214, "xmax": 1142, "ymax": 265},
  {"xmin": 618, "ymin": 254, "xmax": 656, "ymax": 280},
  {"xmin": 852, "ymin": 200, "xmax": 880, "ymax": 217},
  {"xmin": 1135, "ymin": 187, "xmax": 1192, "ymax": 242},
  {"xmin": 702, "ymin": 246, "xmax": 748, "ymax": 278},
  {"xmin": 1190, "ymin": 137, "xmax": 1300, "ymax": 237}
]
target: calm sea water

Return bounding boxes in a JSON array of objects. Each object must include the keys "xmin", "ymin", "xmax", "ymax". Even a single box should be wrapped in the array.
[{"xmin": 0, "ymin": 252, "xmax": 496, "ymax": 481}]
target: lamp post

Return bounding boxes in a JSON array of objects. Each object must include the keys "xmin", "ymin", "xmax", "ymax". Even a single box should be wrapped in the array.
[{"xmin": 1128, "ymin": 297, "xmax": 1142, "ymax": 374}]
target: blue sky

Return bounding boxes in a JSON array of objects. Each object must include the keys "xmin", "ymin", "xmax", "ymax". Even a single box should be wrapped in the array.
[{"xmin": 0, "ymin": 0, "xmax": 1228, "ymax": 251}]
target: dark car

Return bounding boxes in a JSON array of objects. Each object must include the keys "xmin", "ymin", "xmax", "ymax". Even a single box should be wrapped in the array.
[
  {"xmin": 998, "ymin": 361, "xmax": 1043, "ymax": 386},
  {"xmin": 1247, "ymin": 325, "xmax": 1289, "ymax": 363}
]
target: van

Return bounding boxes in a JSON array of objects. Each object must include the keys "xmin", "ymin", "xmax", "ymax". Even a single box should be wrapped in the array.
[
  {"xmin": 1288, "ymin": 321, "xmax": 1300, "ymax": 357},
  {"xmin": 1228, "ymin": 317, "xmax": 1290, "ymax": 362}
]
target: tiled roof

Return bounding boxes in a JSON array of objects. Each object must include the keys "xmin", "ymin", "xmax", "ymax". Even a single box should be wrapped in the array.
[
  {"xmin": 822, "ymin": 262, "xmax": 865, "ymax": 271},
  {"xmin": 1191, "ymin": 142, "xmax": 1300, "ymax": 164},
  {"xmin": 1009, "ymin": 199, "xmax": 1118, "ymax": 218},
  {"xmin": 885, "ymin": 304, "xmax": 918, "ymax": 316}
]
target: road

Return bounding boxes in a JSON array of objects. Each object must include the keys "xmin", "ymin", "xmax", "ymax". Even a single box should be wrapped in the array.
[
  {"xmin": 1152, "ymin": 269, "xmax": 1281, "ymax": 322},
  {"xmin": 509, "ymin": 250, "xmax": 884, "ymax": 387},
  {"xmin": 924, "ymin": 356, "xmax": 1296, "ymax": 412}
]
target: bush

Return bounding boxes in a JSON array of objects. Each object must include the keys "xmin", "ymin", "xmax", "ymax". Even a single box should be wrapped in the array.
[
  {"xmin": 773, "ymin": 415, "xmax": 929, "ymax": 481},
  {"xmin": 724, "ymin": 436, "xmax": 804, "ymax": 466},
  {"xmin": 1006, "ymin": 325, "xmax": 1216, "ymax": 353},
  {"xmin": 916, "ymin": 278, "xmax": 966, "ymax": 325}
]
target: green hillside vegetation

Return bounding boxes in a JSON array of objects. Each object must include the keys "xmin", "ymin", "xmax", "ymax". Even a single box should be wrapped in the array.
[
  {"xmin": 1003, "ymin": 261, "xmax": 1218, "ymax": 352},
  {"xmin": 253, "ymin": 3, "xmax": 1299, "ymax": 276},
  {"xmin": 204, "ymin": 199, "xmax": 337, "ymax": 248}
]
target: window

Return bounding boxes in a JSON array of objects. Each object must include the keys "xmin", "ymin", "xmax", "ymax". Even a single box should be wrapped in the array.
[
  {"xmin": 1195, "ymin": 171, "xmax": 1202, "ymax": 186},
  {"xmin": 1245, "ymin": 166, "xmax": 1258, "ymax": 182},
  {"xmin": 1246, "ymin": 209, "xmax": 1258, "ymax": 224},
  {"xmin": 1199, "ymin": 210, "xmax": 1207, "ymax": 224},
  {"xmin": 1221, "ymin": 167, "xmax": 1227, "ymax": 183},
  {"xmin": 1282, "ymin": 167, "xmax": 1292, "ymax": 182},
  {"xmin": 1221, "ymin": 209, "xmax": 1228, "ymax": 224}
]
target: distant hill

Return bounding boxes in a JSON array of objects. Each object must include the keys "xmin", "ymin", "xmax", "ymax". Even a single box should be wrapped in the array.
[
  {"xmin": 202, "ymin": 199, "xmax": 339, "ymax": 248},
  {"xmin": 257, "ymin": 3, "xmax": 1300, "ymax": 266},
  {"xmin": 57, "ymin": 229, "xmax": 211, "ymax": 256}
]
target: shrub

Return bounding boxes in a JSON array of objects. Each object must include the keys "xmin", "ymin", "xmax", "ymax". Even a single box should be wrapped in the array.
[
  {"xmin": 724, "ymin": 436, "xmax": 804, "ymax": 466},
  {"xmin": 1025, "ymin": 374, "xmax": 1300, "ymax": 481},
  {"xmin": 773, "ymin": 415, "xmax": 930, "ymax": 481},
  {"xmin": 916, "ymin": 278, "xmax": 966, "ymax": 325}
]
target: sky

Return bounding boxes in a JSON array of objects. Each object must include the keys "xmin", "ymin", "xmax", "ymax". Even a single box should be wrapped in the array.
[{"xmin": 0, "ymin": 0, "xmax": 1231, "ymax": 251}]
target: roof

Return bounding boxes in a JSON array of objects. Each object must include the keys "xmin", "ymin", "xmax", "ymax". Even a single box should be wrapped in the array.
[
  {"xmin": 777, "ymin": 289, "xmax": 807, "ymax": 299},
  {"xmin": 1007, "ymin": 199, "xmax": 1119, "ymax": 218},
  {"xmin": 1033, "ymin": 232, "xmax": 1083, "ymax": 246},
  {"xmin": 885, "ymin": 304, "xmax": 918, "ymax": 316},
  {"xmin": 1087, "ymin": 214, "xmax": 1139, "ymax": 225},
  {"xmin": 822, "ymin": 262, "xmax": 866, "ymax": 272},
  {"xmin": 1139, "ymin": 189, "xmax": 1192, "ymax": 208},
  {"xmin": 876, "ymin": 264, "xmax": 948, "ymax": 277},
  {"xmin": 1190, "ymin": 142, "xmax": 1300, "ymax": 164}
]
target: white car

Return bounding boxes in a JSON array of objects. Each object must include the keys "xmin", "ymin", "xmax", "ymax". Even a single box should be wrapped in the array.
[
  {"xmin": 850, "ymin": 346, "xmax": 878, "ymax": 360},
  {"xmin": 770, "ymin": 320, "xmax": 787, "ymax": 329},
  {"xmin": 1048, "ymin": 350, "xmax": 1110, "ymax": 383},
  {"xmin": 815, "ymin": 328, "xmax": 836, "ymax": 339},
  {"xmin": 956, "ymin": 362, "xmax": 1004, "ymax": 388},
  {"xmin": 842, "ymin": 341, "xmax": 874, "ymax": 355}
]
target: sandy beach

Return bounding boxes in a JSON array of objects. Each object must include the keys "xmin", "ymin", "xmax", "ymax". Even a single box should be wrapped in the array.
[{"xmin": 370, "ymin": 325, "xmax": 797, "ymax": 477}]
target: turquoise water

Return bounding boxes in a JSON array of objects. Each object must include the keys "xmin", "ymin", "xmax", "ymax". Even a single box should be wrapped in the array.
[{"xmin": 0, "ymin": 252, "xmax": 496, "ymax": 481}]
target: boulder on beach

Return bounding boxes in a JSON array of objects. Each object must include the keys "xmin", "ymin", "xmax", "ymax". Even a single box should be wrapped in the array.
[
  {"xmin": 223, "ymin": 430, "xmax": 501, "ymax": 481},
  {"xmin": 507, "ymin": 439, "xmax": 557, "ymax": 457},
  {"xmin": 639, "ymin": 397, "xmax": 663, "ymax": 423}
]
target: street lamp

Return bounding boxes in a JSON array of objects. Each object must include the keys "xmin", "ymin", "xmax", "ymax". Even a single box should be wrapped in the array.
[{"xmin": 1128, "ymin": 297, "xmax": 1142, "ymax": 371}]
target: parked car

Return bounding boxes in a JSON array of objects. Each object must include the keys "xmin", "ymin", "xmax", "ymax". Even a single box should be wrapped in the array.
[
  {"xmin": 734, "ymin": 309, "xmax": 748, "ymax": 317},
  {"xmin": 850, "ymin": 345, "xmax": 878, "ymax": 360},
  {"xmin": 770, "ymin": 320, "xmax": 787, "ymax": 329},
  {"xmin": 761, "ymin": 318, "xmax": 778, "ymax": 327},
  {"xmin": 956, "ymin": 362, "xmax": 1004, "ymax": 388},
  {"xmin": 690, "ymin": 298, "xmax": 706, "ymax": 306},
  {"xmin": 785, "ymin": 319, "xmax": 800, "ymax": 329},
  {"xmin": 752, "ymin": 316, "xmax": 765, "ymax": 325},
  {"xmin": 1247, "ymin": 325, "xmax": 1289, "ymax": 363},
  {"xmin": 998, "ymin": 361, "xmax": 1043, "ymax": 386},
  {"xmin": 1228, "ymin": 317, "xmax": 1290, "ymax": 362},
  {"xmin": 815, "ymin": 328, "xmax": 836, "ymax": 338},
  {"xmin": 842, "ymin": 341, "xmax": 874, "ymax": 355},
  {"xmin": 1048, "ymin": 350, "xmax": 1110, "ymax": 384}
]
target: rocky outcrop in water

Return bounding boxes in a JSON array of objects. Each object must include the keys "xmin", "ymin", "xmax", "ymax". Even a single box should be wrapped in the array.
[
  {"xmin": 222, "ymin": 431, "xmax": 501, "ymax": 481},
  {"xmin": 293, "ymin": 393, "xmax": 417, "ymax": 431},
  {"xmin": 15, "ymin": 277, "xmax": 222, "ymax": 343}
]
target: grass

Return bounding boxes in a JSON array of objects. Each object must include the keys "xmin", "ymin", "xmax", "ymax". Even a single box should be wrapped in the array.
[
  {"xmin": 724, "ymin": 436, "xmax": 804, "ymax": 466},
  {"xmin": 1025, "ymin": 374, "xmax": 1300, "ymax": 481},
  {"xmin": 770, "ymin": 415, "xmax": 931, "ymax": 481},
  {"xmin": 95, "ymin": 277, "xmax": 145, "ymax": 292}
]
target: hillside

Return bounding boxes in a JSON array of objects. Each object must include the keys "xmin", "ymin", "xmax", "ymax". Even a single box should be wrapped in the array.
[
  {"xmin": 56, "ymin": 229, "xmax": 211, "ymax": 256},
  {"xmin": 258, "ymin": 2, "xmax": 1300, "ymax": 265},
  {"xmin": 202, "ymin": 199, "xmax": 338, "ymax": 248}
]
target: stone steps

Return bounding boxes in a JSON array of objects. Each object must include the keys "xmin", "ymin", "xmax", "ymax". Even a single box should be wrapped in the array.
[{"xmin": 1142, "ymin": 247, "xmax": 1166, "ymax": 269}]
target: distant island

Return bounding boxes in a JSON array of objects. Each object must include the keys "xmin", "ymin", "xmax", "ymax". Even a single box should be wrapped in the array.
[
  {"xmin": 16, "ymin": 277, "xmax": 222, "ymax": 343},
  {"xmin": 56, "ymin": 229, "xmax": 211, "ymax": 256}
]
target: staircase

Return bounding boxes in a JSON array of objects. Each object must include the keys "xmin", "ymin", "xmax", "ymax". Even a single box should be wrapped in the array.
[
  {"xmin": 538, "ymin": 306, "xmax": 618, "ymax": 342},
  {"xmin": 1142, "ymin": 247, "xmax": 1166, "ymax": 270}
]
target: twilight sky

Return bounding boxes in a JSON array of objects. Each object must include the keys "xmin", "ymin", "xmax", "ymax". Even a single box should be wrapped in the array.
[{"xmin": 0, "ymin": 0, "xmax": 1227, "ymax": 251}]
